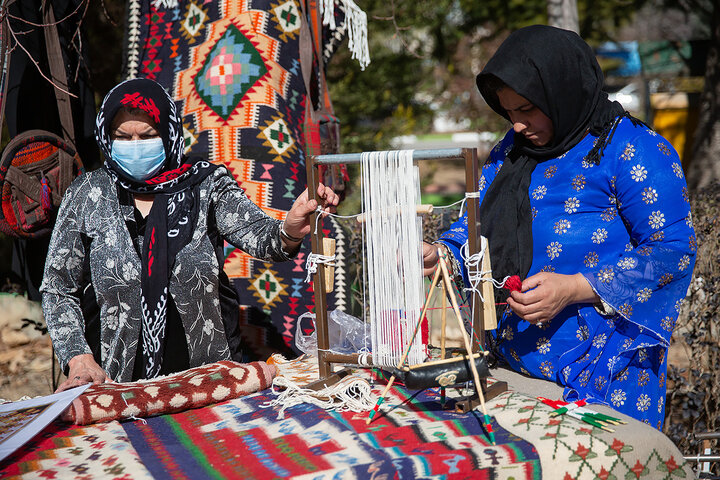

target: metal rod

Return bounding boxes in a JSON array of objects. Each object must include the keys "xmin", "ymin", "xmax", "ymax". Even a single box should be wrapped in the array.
[
  {"xmin": 697, "ymin": 432, "xmax": 720, "ymax": 440},
  {"xmin": 313, "ymin": 148, "xmax": 467, "ymax": 165},
  {"xmin": 684, "ymin": 456, "xmax": 720, "ymax": 462}
]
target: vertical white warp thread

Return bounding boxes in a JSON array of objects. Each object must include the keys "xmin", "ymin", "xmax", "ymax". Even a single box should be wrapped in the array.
[{"xmin": 361, "ymin": 150, "xmax": 426, "ymax": 369}]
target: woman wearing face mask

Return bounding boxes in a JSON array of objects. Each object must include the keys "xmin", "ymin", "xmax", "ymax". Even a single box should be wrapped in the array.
[
  {"xmin": 423, "ymin": 25, "xmax": 695, "ymax": 427},
  {"xmin": 41, "ymin": 78, "xmax": 338, "ymax": 390}
]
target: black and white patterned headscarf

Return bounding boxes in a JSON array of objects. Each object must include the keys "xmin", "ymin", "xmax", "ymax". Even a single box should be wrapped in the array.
[{"xmin": 95, "ymin": 78, "xmax": 218, "ymax": 378}]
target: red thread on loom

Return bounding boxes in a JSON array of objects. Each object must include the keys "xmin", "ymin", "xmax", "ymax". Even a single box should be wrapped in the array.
[{"xmin": 504, "ymin": 275, "xmax": 522, "ymax": 292}]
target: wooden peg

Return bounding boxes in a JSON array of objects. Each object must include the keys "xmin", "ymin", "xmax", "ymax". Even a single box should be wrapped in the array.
[
  {"xmin": 322, "ymin": 237, "xmax": 336, "ymax": 293},
  {"xmin": 480, "ymin": 238, "xmax": 498, "ymax": 330}
]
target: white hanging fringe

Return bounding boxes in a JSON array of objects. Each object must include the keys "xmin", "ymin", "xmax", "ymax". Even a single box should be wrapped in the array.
[
  {"xmin": 321, "ymin": 0, "xmax": 370, "ymax": 70},
  {"xmin": 263, "ymin": 375, "xmax": 376, "ymax": 419},
  {"xmin": 151, "ymin": 0, "xmax": 178, "ymax": 9}
]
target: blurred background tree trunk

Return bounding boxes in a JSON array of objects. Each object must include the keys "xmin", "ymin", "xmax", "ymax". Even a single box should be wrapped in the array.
[
  {"xmin": 686, "ymin": 1, "xmax": 720, "ymax": 190},
  {"xmin": 547, "ymin": 0, "xmax": 579, "ymax": 33}
]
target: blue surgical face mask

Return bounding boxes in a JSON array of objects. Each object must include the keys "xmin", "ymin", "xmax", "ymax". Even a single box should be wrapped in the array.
[{"xmin": 111, "ymin": 138, "xmax": 166, "ymax": 181}]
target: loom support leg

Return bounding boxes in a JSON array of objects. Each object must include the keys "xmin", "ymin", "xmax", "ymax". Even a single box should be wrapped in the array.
[
  {"xmin": 304, "ymin": 367, "xmax": 353, "ymax": 391},
  {"xmin": 454, "ymin": 380, "xmax": 509, "ymax": 413}
]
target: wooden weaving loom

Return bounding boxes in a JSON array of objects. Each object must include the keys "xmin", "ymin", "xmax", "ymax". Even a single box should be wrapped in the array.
[{"xmin": 305, "ymin": 148, "xmax": 508, "ymax": 413}]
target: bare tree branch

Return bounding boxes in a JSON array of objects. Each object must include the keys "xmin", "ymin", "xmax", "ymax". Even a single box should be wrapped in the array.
[
  {"xmin": 372, "ymin": 0, "xmax": 428, "ymax": 59},
  {"xmin": 5, "ymin": 18, "xmax": 78, "ymax": 98}
]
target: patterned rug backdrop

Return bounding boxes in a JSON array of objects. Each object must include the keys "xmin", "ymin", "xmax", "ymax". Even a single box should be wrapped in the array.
[{"xmin": 123, "ymin": 0, "xmax": 351, "ymax": 358}]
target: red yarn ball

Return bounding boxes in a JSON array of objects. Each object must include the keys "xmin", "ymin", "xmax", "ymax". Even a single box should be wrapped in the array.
[{"xmin": 505, "ymin": 275, "xmax": 522, "ymax": 292}]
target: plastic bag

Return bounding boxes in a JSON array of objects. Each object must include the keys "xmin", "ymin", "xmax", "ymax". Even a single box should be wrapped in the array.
[{"xmin": 295, "ymin": 310, "xmax": 368, "ymax": 355}]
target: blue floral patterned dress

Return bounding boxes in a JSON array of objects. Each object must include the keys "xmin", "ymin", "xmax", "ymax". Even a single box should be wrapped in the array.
[{"xmin": 439, "ymin": 118, "xmax": 696, "ymax": 427}]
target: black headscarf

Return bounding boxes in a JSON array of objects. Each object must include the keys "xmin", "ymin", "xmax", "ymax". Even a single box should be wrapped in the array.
[
  {"xmin": 95, "ymin": 78, "xmax": 218, "ymax": 378},
  {"xmin": 475, "ymin": 25, "xmax": 625, "ymax": 284}
]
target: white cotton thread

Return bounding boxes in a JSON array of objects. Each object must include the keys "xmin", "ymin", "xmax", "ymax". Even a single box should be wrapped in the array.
[
  {"xmin": 262, "ymin": 375, "xmax": 376, "ymax": 419},
  {"xmin": 361, "ymin": 150, "xmax": 425, "ymax": 368},
  {"xmin": 458, "ymin": 190, "xmax": 481, "ymax": 219},
  {"xmin": 305, "ymin": 252, "xmax": 337, "ymax": 283},
  {"xmin": 121, "ymin": 393, "xmax": 147, "ymax": 425}
]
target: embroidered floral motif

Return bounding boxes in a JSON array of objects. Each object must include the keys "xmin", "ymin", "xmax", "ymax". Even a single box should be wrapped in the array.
[
  {"xmin": 641, "ymin": 187, "xmax": 658, "ymax": 204},
  {"xmin": 660, "ymin": 316, "xmax": 674, "ymax": 332},
  {"xmin": 571, "ymin": 174, "xmax": 586, "ymax": 191},
  {"xmin": 618, "ymin": 303, "xmax": 633, "ymax": 317},
  {"xmin": 544, "ymin": 165, "xmax": 558, "ymax": 178},
  {"xmin": 547, "ymin": 241, "xmax": 563, "ymax": 260},
  {"xmin": 584, "ymin": 252, "xmax": 599, "ymax": 268},
  {"xmin": 630, "ymin": 164, "xmax": 647, "ymax": 182},
  {"xmin": 636, "ymin": 393, "xmax": 651, "ymax": 412},
  {"xmin": 611, "ymin": 389, "xmax": 626, "ymax": 407},
  {"xmin": 658, "ymin": 273, "xmax": 673, "ymax": 287},
  {"xmin": 554, "ymin": 219, "xmax": 571, "ymax": 234},
  {"xmin": 576, "ymin": 325, "xmax": 589, "ymax": 341},
  {"xmin": 594, "ymin": 376, "xmax": 607, "ymax": 391},
  {"xmin": 648, "ymin": 211, "xmax": 665, "ymax": 230},
  {"xmin": 591, "ymin": 228, "xmax": 608, "ymax": 244},
  {"xmin": 636, "ymin": 288, "xmax": 652, "ymax": 303},
  {"xmin": 539, "ymin": 360, "xmax": 554, "ymax": 378},
  {"xmin": 600, "ymin": 207, "xmax": 617, "ymax": 222},
  {"xmin": 532, "ymin": 185, "xmax": 547, "ymax": 200},
  {"xmin": 620, "ymin": 143, "xmax": 636, "ymax": 161},
  {"xmin": 617, "ymin": 257, "xmax": 637, "ymax": 270},
  {"xmin": 537, "ymin": 337, "xmax": 551, "ymax": 354},
  {"xmin": 565, "ymin": 197, "xmax": 580, "ymax": 213},
  {"xmin": 678, "ymin": 255, "xmax": 691, "ymax": 271}
]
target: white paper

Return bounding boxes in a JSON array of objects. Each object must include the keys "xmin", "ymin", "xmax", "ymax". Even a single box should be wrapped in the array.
[{"xmin": 0, "ymin": 384, "xmax": 91, "ymax": 463}]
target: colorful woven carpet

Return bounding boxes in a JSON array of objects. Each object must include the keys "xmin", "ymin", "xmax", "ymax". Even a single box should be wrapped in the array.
[
  {"xmin": 121, "ymin": 385, "xmax": 541, "ymax": 479},
  {"xmin": 0, "ymin": 421, "xmax": 153, "ymax": 479},
  {"xmin": 123, "ymin": 0, "xmax": 349, "ymax": 357},
  {"xmin": 63, "ymin": 361, "xmax": 275, "ymax": 425},
  {"xmin": 0, "ymin": 357, "xmax": 694, "ymax": 479}
]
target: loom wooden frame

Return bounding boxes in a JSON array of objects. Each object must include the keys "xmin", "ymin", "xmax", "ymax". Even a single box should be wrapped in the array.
[{"xmin": 306, "ymin": 148, "xmax": 507, "ymax": 407}]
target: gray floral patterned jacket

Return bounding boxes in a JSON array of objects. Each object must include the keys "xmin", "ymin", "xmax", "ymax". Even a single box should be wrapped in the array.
[{"xmin": 40, "ymin": 166, "xmax": 292, "ymax": 382}]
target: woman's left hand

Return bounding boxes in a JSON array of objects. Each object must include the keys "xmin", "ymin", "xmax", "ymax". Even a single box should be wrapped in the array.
[
  {"xmin": 283, "ymin": 183, "xmax": 339, "ymax": 241},
  {"xmin": 507, "ymin": 272, "xmax": 599, "ymax": 324}
]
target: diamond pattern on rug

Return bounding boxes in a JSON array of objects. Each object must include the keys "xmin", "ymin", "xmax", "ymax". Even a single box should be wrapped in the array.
[
  {"xmin": 257, "ymin": 115, "xmax": 297, "ymax": 162},
  {"xmin": 182, "ymin": 121, "xmax": 198, "ymax": 153},
  {"xmin": 251, "ymin": 265, "xmax": 287, "ymax": 308},
  {"xmin": 180, "ymin": 1, "xmax": 207, "ymax": 42},
  {"xmin": 194, "ymin": 23, "xmax": 267, "ymax": 120},
  {"xmin": 272, "ymin": 0, "xmax": 301, "ymax": 40}
]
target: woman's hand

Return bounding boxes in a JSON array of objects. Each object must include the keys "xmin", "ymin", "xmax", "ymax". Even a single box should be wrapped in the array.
[
  {"xmin": 507, "ymin": 272, "xmax": 599, "ymax": 325},
  {"xmin": 282, "ymin": 183, "xmax": 339, "ymax": 242},
  {"xmin": 422, "ymin": 242, "xmax": 440, "ymax": 277},
  {"xmin": 56, "ymin": 354, "xmax": 113, "ymax": 392}
]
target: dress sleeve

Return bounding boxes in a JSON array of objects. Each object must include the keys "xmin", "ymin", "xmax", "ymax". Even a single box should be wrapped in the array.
[
  {"xmin": 40, "ymin": 177, "xmax": 93, "ymax": 373},
  {"xmin": 438, "ymin": 131, "xmax": 512, "ymax": 284},
  {"xmin": 211, "ymin": 167, "xmax": 293, "ymax": 261},
  {"xmin": 581, "ymin": 128, "xmax": 696, "ymax": 344}
]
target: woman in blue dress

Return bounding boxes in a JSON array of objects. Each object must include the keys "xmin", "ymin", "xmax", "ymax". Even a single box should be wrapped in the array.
[{"xmin": 423, "ymin": 25, "xmax": 696, "ymax": 427}]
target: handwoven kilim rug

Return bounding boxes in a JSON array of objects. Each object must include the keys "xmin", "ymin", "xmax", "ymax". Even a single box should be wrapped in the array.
[
  {"xmin": 0, "ymin": 420, "xmax": 153, "ymax": 479},
  {"xmin": 121, "ymin": 385, "xmax": 542, "ymax": 479},
  {"xmin": 123, "ymin": 0, "xmax": 350, "ymax": 357}
]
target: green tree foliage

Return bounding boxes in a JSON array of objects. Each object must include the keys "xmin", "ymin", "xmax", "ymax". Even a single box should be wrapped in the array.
[{"xmin": 327, "ymin": 0, "xmax": 646, "ymax": 154}]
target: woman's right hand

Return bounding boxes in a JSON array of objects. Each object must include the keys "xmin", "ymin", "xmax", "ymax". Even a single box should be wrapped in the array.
[
  {"xmin": 422, "ymin": 242, "xmax": 439, "ymax": 277},
  {"xmin": 56, "ymin": 354, "xmax": 113, "ymax": 392}
]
